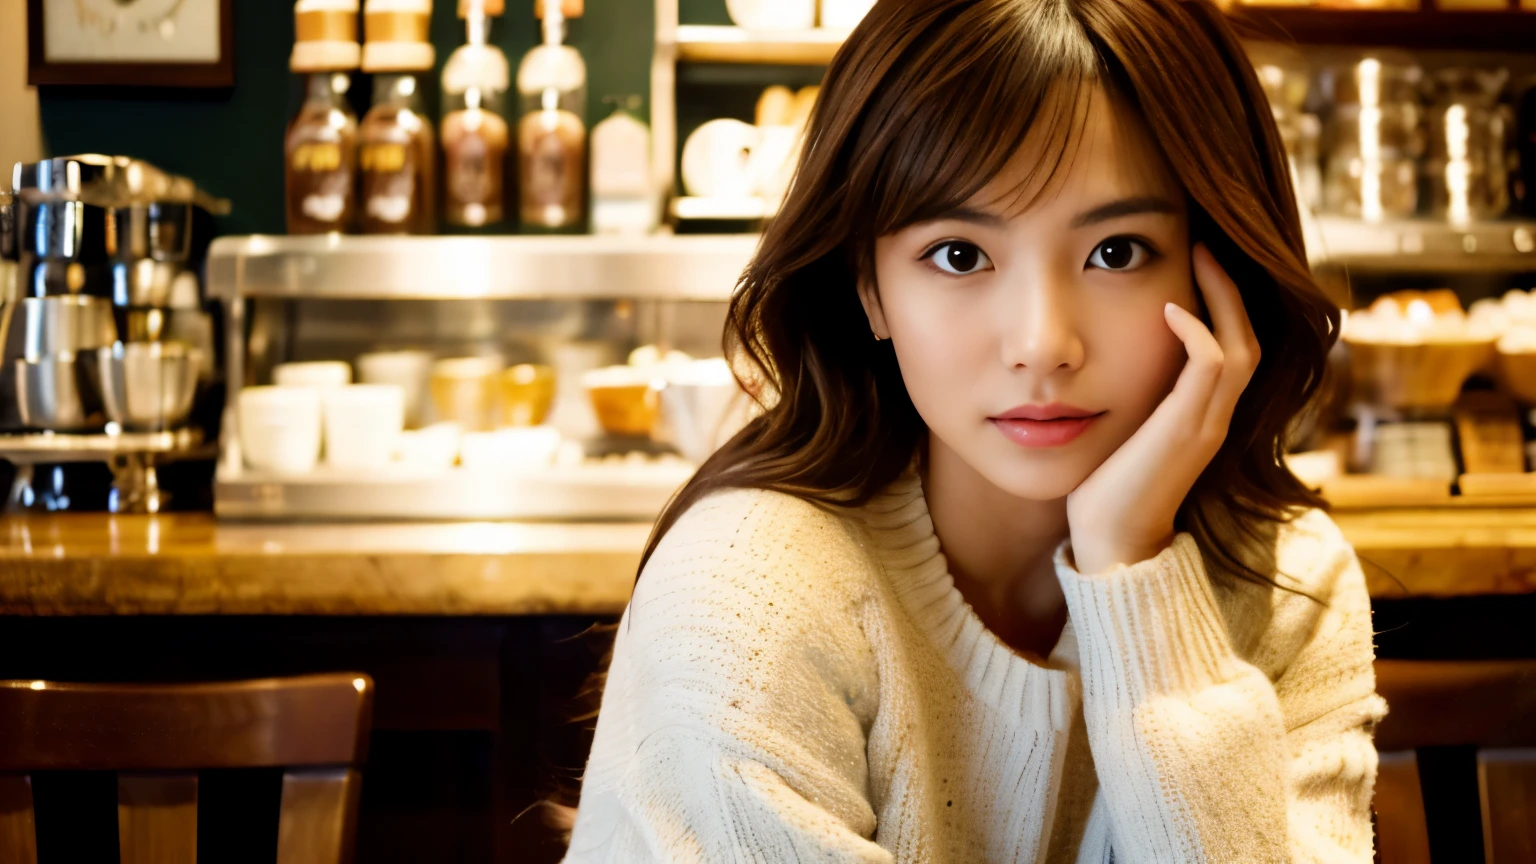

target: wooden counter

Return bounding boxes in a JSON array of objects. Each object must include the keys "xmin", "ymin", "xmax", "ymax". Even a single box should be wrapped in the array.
[
  {"xmin": 0, "ymin": 507, "xmax": 1533, "ymax": 615},
  {"xmin": 0, "ymin": 515, "xmax": 649, "ymax": 616},
  {"xmin": 1334, "ymin": 507, "xmax": 1536, "ymax": 599}
]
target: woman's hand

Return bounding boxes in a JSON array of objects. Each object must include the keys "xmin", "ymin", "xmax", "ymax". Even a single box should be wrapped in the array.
[{"xmin": 1065, "ymin": 243, "xmax": 1260, "ymax": 576}]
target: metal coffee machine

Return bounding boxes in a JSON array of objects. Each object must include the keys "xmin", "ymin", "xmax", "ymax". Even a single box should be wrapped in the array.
[{"xmin": 0, "ymin": 155, "xmax": 227, "ymax": 512}]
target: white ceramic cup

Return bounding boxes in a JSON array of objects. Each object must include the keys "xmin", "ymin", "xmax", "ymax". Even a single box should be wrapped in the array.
[
  {"xmin": 748, "ymin": 125, "xmax": 801, "ymax": 202},
  {"xmin": 726, "ymin": 0, "xmax": 815, "ymax": 29},
  {"xmin": 358, "ymin": 350, "xmax": 433, "ymax": 428},
  {"xmin": 394, "ymin": 422, "xmax": 462, "ymax": 471},
  {"xmin": 239, "ymin": 386, "xmax": 323, "ymax": 475},
  {"xmin": 659, "ymin": 359, "xmax": 751, "ymax": 464},
  {"xmin": 323, "ymin": 384, "xmax": 406, "ymax": 471},
  {"xmin": 460, "ymin": 426, "xmax": 562, "ymax": 472},
  {"xmin": 819, "ymin": 0, "xmax": 876, "ymax": 29},
  {"xmin": 274, "ymin": 360, "xmax": 352, "ymax": 389},
  {"xmin": 680, "ymin": 119, "xmax": 761, "ymax": 199}
]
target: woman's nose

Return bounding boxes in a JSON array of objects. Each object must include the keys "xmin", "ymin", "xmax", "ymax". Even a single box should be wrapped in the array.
[{"xmin": 998, "ymin": 275, "xmax": 1085, "ymax": 372}]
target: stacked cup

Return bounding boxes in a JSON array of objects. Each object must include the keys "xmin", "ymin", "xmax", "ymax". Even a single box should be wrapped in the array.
[{"xmin": 239, "ymin": 361, "xmax": 406, "ymax": 475}]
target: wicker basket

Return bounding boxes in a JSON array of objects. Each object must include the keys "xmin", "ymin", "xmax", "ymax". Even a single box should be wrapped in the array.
[
  {"xmin": 1497, "ymin": 350, "xmax": 1536, "ymax": 405},
  {"xmin": 1345, "ymin": 338, "xmax": 1494, "ymax": 409}
]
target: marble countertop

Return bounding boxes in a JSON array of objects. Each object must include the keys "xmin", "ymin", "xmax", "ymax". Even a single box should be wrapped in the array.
[
  {"xmin": 0, "ymin": 515, "xmax": 650, "ymax": 615},
  {"xmin": 0, "ymin": 508, "xmax": 1531, "ymax": 615}
]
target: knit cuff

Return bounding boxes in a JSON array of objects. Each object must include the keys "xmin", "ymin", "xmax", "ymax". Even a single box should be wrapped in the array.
[{"xmin": 1053, "ymin": 533, "xmax": 1240, "ymax": 704}]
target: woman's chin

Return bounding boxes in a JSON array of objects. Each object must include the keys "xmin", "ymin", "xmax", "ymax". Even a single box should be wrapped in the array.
[{"xmin": 973, "ymin": 451, "xmax": 1093, "ymax": 502}]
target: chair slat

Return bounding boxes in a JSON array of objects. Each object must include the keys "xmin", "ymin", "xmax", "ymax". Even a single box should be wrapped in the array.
[
  {"xmin": 0, "ymin": 675, "xmax": 374, "ymax": 772},
  {"xmin": 117, "ymin": 773, "xmax": 198, "ymax": 864},
  {"xmin": 1375, "ymin": 660, "xmax": 1536, "ymax": 751},
  {"xmin": 0, "ymin": 675, "xmax": 372, "ymax": 864},
  {"xmin": 1373, "ymin": 751, "xmax": 1432, "ymax": 864},
  {"xmin": 1478, "ymin": 748, "xmax": 1536, "ymax": 864},
  {"xmin": 0, "ymin": 775, "xmax": 37, "ymax": 864},
  {"xmin": 277, "ymin": 768, "xmax": 362, "ymax": 864}
]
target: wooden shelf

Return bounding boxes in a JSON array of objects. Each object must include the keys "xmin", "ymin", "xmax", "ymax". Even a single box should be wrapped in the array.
[
  {"xmin": 1321, "ymin": 474, "xmax": 1454, "ymax": 509},
  {"xmin": 674, "ymin": 9, "xmax": 1536, "ymax": 66},
  {"xmin": 674, "ymin": 25, "xmax": 849, "ymax": 65},
  {"xmin": 1228, "ymin": 6, "xmax": 1536, "ymax": 53},
  {"xmin": 670, "ymin": 196, "xmax": 771, "ymax": 221}
]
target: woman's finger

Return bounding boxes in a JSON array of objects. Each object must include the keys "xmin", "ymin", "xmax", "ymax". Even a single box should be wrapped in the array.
[
  {"xmin": 1191, "ymin": 244, "xmax": 1260, "ymax": 410},
  {"xmin": 1119, "ymin": 303, "xmax": 1225, "ymax": 464},
  {"xmin": 1192, "ymin": 244, "xmax": 1257, "ymax": 357},
  {"xmin": 1076, "ymin": 302, "xmax": 1227, "ymax": 513},
  {"xmin": 1163, "ymin": 301, "xmax": 1224, "ymax": 404}
]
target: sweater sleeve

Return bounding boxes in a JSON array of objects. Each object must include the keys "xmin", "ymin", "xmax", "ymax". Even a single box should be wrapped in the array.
[
  {"xmin": 1054, "ymin": 513, "xmax": 1386, "ymax": 863},
  {"xmin": 562, "ymin": 490, "xmax": 891, "ymax": 864}
]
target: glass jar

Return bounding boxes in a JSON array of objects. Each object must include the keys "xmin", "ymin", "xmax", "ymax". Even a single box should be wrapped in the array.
[
  {"xmin": 1322, "ymin": 56, "xmax": 1425, "ymax": 222},
  {"xmin": 1422, "ymin": 67, "xmax": 1511, "ymax": 225}
]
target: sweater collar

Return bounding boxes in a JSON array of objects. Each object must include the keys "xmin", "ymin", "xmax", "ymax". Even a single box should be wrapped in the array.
[{"xmin": 857, "ymin": 468, "xmax": 1079, "ymax": 726}]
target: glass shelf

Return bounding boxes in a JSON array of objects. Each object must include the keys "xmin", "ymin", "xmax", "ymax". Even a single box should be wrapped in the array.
[
  {"xmin": 206, "ymin": 234, "xmax": 761, "ymax": 301},
  {"xmin": 1311, "ymin": 216, "xmax": 1536, "ymax": 273}
]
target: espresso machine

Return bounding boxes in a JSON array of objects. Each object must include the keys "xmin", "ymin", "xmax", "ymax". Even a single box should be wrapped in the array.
[{"xmin": 0, "ymin": 155, "xmax": 226, "ymax": 512}]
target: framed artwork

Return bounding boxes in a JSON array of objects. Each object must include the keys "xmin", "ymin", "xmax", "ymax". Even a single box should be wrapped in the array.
[{"xmin": 27, "ymin": 0, "xmax": 235, "ymax": 88}]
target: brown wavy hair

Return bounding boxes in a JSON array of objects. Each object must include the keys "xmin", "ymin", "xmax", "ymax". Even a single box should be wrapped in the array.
[{"xmin": 645, "ymin": 0, "xmax": 1338, "ymax": 586}]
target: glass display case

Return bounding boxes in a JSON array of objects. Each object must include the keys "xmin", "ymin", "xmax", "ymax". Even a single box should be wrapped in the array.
[{"xmin": 207, "ymin": 233, "xmax": 758, "ymax": 520}]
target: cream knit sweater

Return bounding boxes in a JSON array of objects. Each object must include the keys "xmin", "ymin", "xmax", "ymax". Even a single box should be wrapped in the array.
[{"xmin": 563, "ymin": 472, "xmax": 1386, "ymax": 863}]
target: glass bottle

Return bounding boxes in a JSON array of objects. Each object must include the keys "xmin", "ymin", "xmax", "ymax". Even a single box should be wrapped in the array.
[
  {"xmin": 358, "ymin": 72, "xmax": 437, "ymax": 234},
  {"xmin": 590, "ymin": 95, "xmax": 655, "ymax": 236},
  {"xmin": 285, "ymin": 72, "xmax": 358, "ymax": 234},
  {"xmin": 516, "ymin": 1, "xmax": 587, "ymax": 232},
  {"xmin": 441, "ymin": 0, "xmax": 511, "ymax": 228}
]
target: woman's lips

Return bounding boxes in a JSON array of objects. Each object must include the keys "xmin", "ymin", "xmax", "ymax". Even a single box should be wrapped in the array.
[{"xmin": 990, "ymin": 412, "xmax": 1104, "ymax": 448}]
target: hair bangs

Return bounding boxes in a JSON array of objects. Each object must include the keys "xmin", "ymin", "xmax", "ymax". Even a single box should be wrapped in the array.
[{"xmin": 848, "ymin": 0, "xmax": 1101, "ymax": 253}]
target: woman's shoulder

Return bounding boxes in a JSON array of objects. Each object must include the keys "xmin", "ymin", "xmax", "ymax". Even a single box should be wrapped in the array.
[
  {"xmin": 1222, "ymin": 507, "xmax": 1374, "ymax": 684},
  {"xmin": 621, "ymin": 487, "xmax": 885, "ymax": 713},
  {"xmin": 1271, "ymin": 507, "xmax": 1361, "ymax": 597},
  {"xmin": 634, "ymin": 486, "xmax": 885, "ymax": 618}
]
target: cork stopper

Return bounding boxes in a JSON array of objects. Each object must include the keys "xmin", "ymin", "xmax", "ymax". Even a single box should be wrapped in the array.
[
  {"xmin": 362, "ymin": 0, "xmax": 435, "ymax": 72},
  {"xmin": 535, "ymin": 0, "xmax": 583, "ymax": 19},
  {"xmin": 291, "ymin": 0, "xmax": 361, "ymax": 73},
  {"xmin": 459, "ymin": 0, "xmax": 505, "ymax": 15}
]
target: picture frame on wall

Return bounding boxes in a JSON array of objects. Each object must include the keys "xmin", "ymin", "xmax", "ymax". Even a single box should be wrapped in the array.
[{"xmin": 27, "ymin": 0, "xmax": 235, "ymax": 88}]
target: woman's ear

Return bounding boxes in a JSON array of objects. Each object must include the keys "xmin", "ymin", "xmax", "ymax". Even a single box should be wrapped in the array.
[{"xmin": 856, "ymin": 276, "xmax": 891, "ymax": 341}]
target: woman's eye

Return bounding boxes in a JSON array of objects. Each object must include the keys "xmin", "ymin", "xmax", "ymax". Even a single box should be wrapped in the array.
[
  {"xmin": 1086, "ymin": 237, "xmax": 1152, "ymax": 271},
  {"xmin": 927, "ymin": 242, "xmax": 993, "ymax": 276}
]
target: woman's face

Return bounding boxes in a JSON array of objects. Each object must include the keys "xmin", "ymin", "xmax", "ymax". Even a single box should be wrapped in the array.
[{"xmin": 864, "ymin": 91, "xmax": 1196, "ymax": 501}]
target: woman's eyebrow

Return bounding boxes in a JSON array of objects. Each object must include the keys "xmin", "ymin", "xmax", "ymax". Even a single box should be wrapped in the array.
[
  {"xmin": 1069, "ymin": 195, "xmax": 1179, "ymax": 228},
  {"xmin": 925, "ymin": 206, "xmax": 1007, "ymax": 227}
]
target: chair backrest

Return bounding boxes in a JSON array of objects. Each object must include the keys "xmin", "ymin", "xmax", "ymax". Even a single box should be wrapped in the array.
[
  {"xmin": 1373, "ymin": 659, "xmax": 1536, "ymax": 864},
  {"xmin": 0, "ymin": 673, "xmax": 374, "ymax": 864}
]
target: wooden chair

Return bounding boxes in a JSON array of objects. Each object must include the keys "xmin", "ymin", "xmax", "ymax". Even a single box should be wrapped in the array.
[
  {"xmin": 0, "ymin": 673, "xmax": 374, "ymax": 864},
  {"xmin": 1374, "ymin": 659, "xmax": 1536, "ymax": 864}
]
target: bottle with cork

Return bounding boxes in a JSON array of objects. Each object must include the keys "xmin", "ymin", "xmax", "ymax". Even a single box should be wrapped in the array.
[
  {"xmin": 441, "ymin": 0, "xmax": 511, "ymax": 229},
  {"xmin": 516, "ymin": 0, "xmax": 587, "ymax": 233},
  {"xmin": 285, "ymin": 0, "xmax": 361, "ymax": 234},
  {"xmin": 358, "ymin": 0, "xmax": 437, "ymax": 234}
]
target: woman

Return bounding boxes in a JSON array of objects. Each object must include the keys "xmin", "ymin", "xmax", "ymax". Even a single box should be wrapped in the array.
[{"xmin": 564, "ymin": 0, "xmax": 1385, "ymax": 860}]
